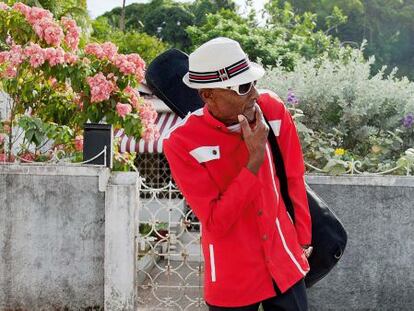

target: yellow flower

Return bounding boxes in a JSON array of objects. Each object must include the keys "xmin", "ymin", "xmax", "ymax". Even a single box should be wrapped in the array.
[
  {"xmin": 334, "ymin": 148, "xmax": 345, "ymax": 156},
  {"xmin": 371, "ymin": 145, "xmax": 382, "ymax": 154}
]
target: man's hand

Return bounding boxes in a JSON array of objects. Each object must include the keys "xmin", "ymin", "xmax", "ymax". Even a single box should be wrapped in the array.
[
  {"xmin": 302, "ymin": 245, "xmax": 313, "ymax": 258},
  {"xmin": 238, "ymin": 104, "xmax": 269, "ymax": 175}
]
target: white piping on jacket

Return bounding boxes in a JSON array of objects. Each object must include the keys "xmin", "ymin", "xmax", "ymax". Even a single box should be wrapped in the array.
[
  {"xmin": 164, "ymin": 107, "xmax": 204, "ymax": 140},
  {"xmin": 276, "ymin": 218, "xmax": 307, "ymax": 276},
  {"xmin": 265, "ymin": 144, "xmax": 306, "ymax": 276},
  {"xmin": 265, "ymin": 143, "xmax": 279, "ymax": 204},
  {"xmin": 209, "ymin": 244, "xmax": 216, "ymax": 282}
]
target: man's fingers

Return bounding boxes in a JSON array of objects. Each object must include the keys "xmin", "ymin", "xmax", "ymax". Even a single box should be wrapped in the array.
[
  {"xmin": 253, "ymin": 105, "xmax": 269, "ymax": 134},
  {"xmin": 238, "ymin": 115, "xmax": 251, "ymax": 136}
]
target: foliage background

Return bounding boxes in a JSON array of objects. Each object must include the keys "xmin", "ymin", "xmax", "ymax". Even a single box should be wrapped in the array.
[{"xmin": 1, "ymin": 0, "xmax": 414, "ymax": 173}]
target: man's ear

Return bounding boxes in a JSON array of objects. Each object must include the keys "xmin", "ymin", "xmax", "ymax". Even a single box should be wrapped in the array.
[{"xmin": 199, "ymin": 89, "xmax": 213, "ymax": 102}]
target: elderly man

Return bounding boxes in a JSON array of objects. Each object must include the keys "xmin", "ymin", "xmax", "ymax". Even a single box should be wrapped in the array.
[{"xmin": 163, "ymin": 37, "xmax": 312, "ymax": 311}]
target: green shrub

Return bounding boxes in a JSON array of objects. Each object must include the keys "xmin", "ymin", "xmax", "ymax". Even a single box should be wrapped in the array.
[{"xmin": 259, "ymin": 46, "xmax": 414, "ymax": 174}]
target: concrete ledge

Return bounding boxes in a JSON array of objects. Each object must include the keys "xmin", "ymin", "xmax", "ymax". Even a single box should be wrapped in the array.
[
  {"xmin": 306, "ymin": 174, "xmax": 414, "ymax": 187},
  {"xmin": 110, "ymin": 171, "xmax": 140, "ymax": 185},
  {"xmin": 0, "ymin": 163, "xmax": 109, "ymax": 177}
]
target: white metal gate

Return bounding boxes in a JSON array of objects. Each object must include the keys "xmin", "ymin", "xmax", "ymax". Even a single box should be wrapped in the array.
[{"xmin": 136, "ymin": 153, "xmax": 207, "ymax": 310}]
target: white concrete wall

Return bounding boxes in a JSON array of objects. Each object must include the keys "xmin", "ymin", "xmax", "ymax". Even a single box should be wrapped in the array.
[{"xmin": 0, "ymin": 164, "xmax": 139, "ymax": 311}]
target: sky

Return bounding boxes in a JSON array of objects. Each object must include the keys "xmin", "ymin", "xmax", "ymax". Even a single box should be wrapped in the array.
[{"xmin": 86, "ymin": 0, "xmax": 266, "ymax": 19}]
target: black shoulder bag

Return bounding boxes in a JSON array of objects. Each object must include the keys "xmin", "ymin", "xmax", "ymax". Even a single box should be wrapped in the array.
[{"xmin": 264, "ymin": 117, "xmax": 348, "ymax": 288}]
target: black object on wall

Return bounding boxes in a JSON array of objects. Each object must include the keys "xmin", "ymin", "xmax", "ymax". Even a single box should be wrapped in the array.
[
  {"xmin": 145, "ymin": 48, "xmax": 204, "ymax": 118},
  {"xmin": 83, "ymin": 123, "xmax": 113, "ymax": 168}
]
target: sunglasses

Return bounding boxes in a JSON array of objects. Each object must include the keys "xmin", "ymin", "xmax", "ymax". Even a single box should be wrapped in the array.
[{"xmin": 226, "ymin": 80, "xmax": 257, "ymax": 96}]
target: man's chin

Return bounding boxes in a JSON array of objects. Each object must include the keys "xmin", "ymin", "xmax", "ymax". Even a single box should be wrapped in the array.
[
  {"xmin": 243, "ymin": 104, "xmax": 257, "ymax": 122},
  {"xmin": 244, "ymin": 110, "xmax": 256, "ymax": 124}
]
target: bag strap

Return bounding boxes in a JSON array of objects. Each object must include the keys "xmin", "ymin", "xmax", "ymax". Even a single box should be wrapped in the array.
[{"xmin": 263, "ymin": 116, "xmax": 296, "ymax": 223}]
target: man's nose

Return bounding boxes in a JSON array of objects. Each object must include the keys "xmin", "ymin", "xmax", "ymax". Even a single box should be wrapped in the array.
[{"xmin": 249, "ymin": 85, "xmax": 259, "ymax": 100}]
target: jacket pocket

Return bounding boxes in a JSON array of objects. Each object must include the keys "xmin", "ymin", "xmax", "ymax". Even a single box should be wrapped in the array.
[
  {"xmin": 275, "ymin": 218, "xmax": 307, "ymax": 276},
  {"xmin": 209, "ymin": 243, "xmax": 217, "ymax": 282},
  {"xmin": 189, "ymin": 146, "xmax": 220, "ymax": 163}
]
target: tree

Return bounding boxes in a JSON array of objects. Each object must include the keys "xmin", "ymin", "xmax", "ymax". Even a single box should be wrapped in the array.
[
  {"xmin": 120, "ymin": 0, "xmax": 126, "ymax": 32},
  {"xmin": 187, "ymin": 7, "xmax": 344, "ymax": 70},
  {"xmin": 142, "ymin": 1, "xmax": 194, "ymax": 51},
  {"xmin": 280, "ymin": 0, "xmax": 414, "ymax": 79},
  {"xmin": 91, "ymin": 17, "xmax": 167, "ymax": 64},
  {"xmin": 101, "ymin": 0, "xmax": 193, "ymax": 50},
  {"xmin": 189, "ymin": 0, "xmax": 236, "ymax": 25}
]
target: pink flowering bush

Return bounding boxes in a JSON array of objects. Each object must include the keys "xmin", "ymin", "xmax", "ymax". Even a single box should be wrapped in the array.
[
  {"xmin": 87, "ymin": 72, "xmax": 116, "ymax": 103},
  {"xmin": 116, "ymin": 102, "xmax": 133, "ymax": 119},
  {"xmin": 0, "ymin": 2, "xmax": 158, "ymax": 163}
]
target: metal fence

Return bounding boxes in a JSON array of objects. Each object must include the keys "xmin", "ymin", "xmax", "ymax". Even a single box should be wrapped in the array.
[{"xmin": 135, "ymin": 152, "xmax": 206, "ymax": 310}]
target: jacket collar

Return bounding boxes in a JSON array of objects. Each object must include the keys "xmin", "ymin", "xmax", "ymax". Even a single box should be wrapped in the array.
[{"xmin": 202, "ymin": 106, "xmax": 241, "ymax": 134}]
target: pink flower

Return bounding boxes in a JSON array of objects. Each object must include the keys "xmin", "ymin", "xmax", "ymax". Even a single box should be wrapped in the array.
[
  {"xmin": 135, "ymin": 67, "xmax": 145, "ymax": 82},
  {"xmin": 138, "ymin": 100, "xmax": 158, "ymax": 126},
  {"xmin": 74, "ymin": 135, "xmax": 83, "ymax": 151},
  {"xmin": 127, "ymin": 53, "xmax": 145, "ymax": 81},
  {"xmin": 12, "ymin": 3, "xmax": 30, "ymax": 16},
  {"xmin": 85, "ymin": 42, "xmax": 118, "ymax": 61},
  {"xmin": 20, "ymin": 152, "xmax": 35, "ymax": 162},
  {"xmin": 127, "ymin": 53, "xmax": 145, "ymax": 70},
  {"xmin": 0, "ymin": 51, "xmax": 8, "ymax": 65},
  {"xmin": 101, "ymin": 42, "xmax": 118, "ymax": 61},
  {"xmin": 8, "ymin": 44, "xmax": 25, "ymax": 66},
  {"xmin": 114, "ymin": 54, "xmax": 136, "ymax": 75},
  {"xmin": 61, "ymin": 17, "xmax": 77, "ymax": 30},
  {"xmin": 137, "ymin": 100, "xmax": 159, "ymax": 141},
  {"xmin": 61, "ymin": 17, "xmax": 80, "ymax": 51},
  {"xmin": 13, "ymin": 4, "xmax": 63, "ymax": 46},
  {"xmin": 3, "ymin": 66, "xmax": 17, "ymax": 78},
  {"xmin": 142, "ymin": 123, "xmax": 160, "ymax": 142},
  {"xmin": 113, "ymin": 53, "xmax": 146, "ymax": 80},
  {"xmin": 64, "ymin": 52, "xmax": 78, "ymax": 65},
  {"xmin": 85, "ymin": 43, "xmax": 105, "ymax": 59},
  {"xmin": 24, "ymin": 43, "xmax": 46, "ymax": 68},
  {"xmin": 116, "ymin": 102, "xmax": 132, "ymax": 119},
  {"xmin": 0, "ymin": 153, "xmax": 15, "ymax": 163},
  {"xmin": 86, "ymin": 72, "xmax": 116, "ymax": 103},
  {"xmin": 74, "ymin": 93, "xmax": 83, "ymax": 110},
  {"xmin": 0, "ymin": 2, "xmax": 9, "ymax": 10},
  {"xmin": 32, "ymin": 19, "xmax": 64, "ymax": 46},
  {"xmin": 48, "ymin": 77, "xmax": 57, "ymax": 87},
  {"xmin": 124, "ymin": 86, "xmax": 141, "ymax": 110},
  {"xmin": 42, "ymin": 20, "xmax": 64, "ymax": 46},
  {"xmin": 26, "ymin": 6, "xmax": 53, "ymax": 24},
  {"xmin": 44, "ymin": 47, "xmax": 65, "ymax": 66}
]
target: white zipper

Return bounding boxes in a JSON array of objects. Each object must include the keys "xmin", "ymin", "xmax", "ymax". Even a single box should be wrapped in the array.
[
  {"xmin": 265, "ymin": 144, "xmax": 306, "ymax": 276},
  {"xmin": 209, "ymin": 244, "xmax": 216, "ymax": 282},
  {"xmin": 276, "ymin": 218, "xmax": 307, "ymax": 276}
]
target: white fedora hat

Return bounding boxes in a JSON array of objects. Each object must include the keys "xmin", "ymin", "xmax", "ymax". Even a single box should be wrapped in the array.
[{"xmin": 183, "ymin": 37, "xmax": 265, "ymax": 89}]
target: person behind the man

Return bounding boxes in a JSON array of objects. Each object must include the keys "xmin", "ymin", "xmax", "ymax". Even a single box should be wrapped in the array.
[{"xmin": 163, "ymin": 37, "xmax": 313, "ymax": 311}]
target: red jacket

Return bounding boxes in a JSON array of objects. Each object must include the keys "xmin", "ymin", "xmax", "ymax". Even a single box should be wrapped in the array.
[{"xmin": 163, "ymin": 91, "xmax": 311, "ymax": 307}]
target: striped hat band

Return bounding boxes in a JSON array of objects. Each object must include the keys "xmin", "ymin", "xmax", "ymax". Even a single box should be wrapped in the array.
[{"xmin": 188, "ymin": 58, "xmax": 250, "ymax": 84}]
